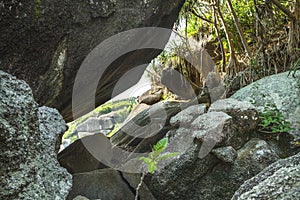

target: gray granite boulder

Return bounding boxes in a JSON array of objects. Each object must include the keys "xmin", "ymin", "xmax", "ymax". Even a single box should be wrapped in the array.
[
  {"xmin": 67, "ymin": 169, "xmax": 142, "ymax": 200},
  {"xmin": 99, "ymin": 115, "xmax": 115, "ymax": 130},
  {"xmin": 0, "ymin": 0, "xmax": 185, "ymax": 121},
  {"xmin": 77, "ymin": 117, "xmax": 102, "ymax": 134},
  {"xmin": 72, "ymin": 196, "xmax": 91, "ymax": 200},
  {"xmin": 209, "ymin": 98, "xmax": 258, "ymax": 133},
  {"xmin": 58, "ymin": 101, "xmax": 185, "ymax": 175},
  {"xmin": 121, "ymin": 172, "xmax": 157, "ymax": 200},
  {"xmin": 211, "ymin": 146, "xmax": 237, "ymax": 164},
  {"xmin": 231, "ymin": 71, "xmax": 300, "ymax": 139},
  {"xmin": 0, "ymin": 71, "xmax": 71, "ymax": 199},
  {"xmin": 61, "ymin": 101, "xmax": 135, "ymax": 150},
  {"xmin": 143, "ymin": 100, "xmax": 277, "ymax": 200},
  {"xmin": 58, "ymin": 134, "xmax": 111, "ymax": 174},
  {"xmin": 191, "ymin": 106, "xmax": 256, "ymax": 153},
  {"xmin": 191, "ymin": 112, "xmax": 233, "ymax": 150},
  {"xmin": 146, "ymin": 137, "xmax": 279, "ymax": 200},
  {"xmin": 232, "ymin": 152, "xmax": 300, "ymax": 200},
  {"xmin": 110, "ymin": 101, "xmax": 184, "ymax": 150},
  {"xmin": 170, "ymin": 104, "xmax": 207, "ymax": 127},
  {"xmin": 75, "ymin": 114, "xmax": 116, "ymax": 136}
]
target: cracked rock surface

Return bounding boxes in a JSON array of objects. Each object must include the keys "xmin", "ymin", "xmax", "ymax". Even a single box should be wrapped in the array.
[{"xmin": 232, "ymin": 152, "xmax": 300, "ymax": 200}]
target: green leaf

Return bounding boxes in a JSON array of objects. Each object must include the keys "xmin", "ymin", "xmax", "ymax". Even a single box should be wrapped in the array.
[
  {"xmin": 157, "ymin": 152, "xmax": 179, "ymax": 161},
  {"xmin": 139, "ymin": 156, "xmax": 146, "ymax": 161},
  {"xmin": 258, "ymin": 103, "xmax": 293, "ymax": 134},
  {"xmin": 148, "ymin": 162, "xmax": 158, "ymax": 174},
  {"xmin": 153, "ymin": 138, "xmax": 168, "ymax": 151},
  {"xmin": 152, "ymin": 149, "xmax": 162, "ymax": 159},
  {"xmin": 139, "ymin": 157, "xmax": 152, "ymax": 164},
  {"xmin": 149, "ymin": 152, "xmax": 154, "ymax": 159}
]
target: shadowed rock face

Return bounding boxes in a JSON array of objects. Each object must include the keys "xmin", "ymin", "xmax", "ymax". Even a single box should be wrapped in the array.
[{"xmin": 0, "ymin": 0, "xmax": 185, "ymax": 122}]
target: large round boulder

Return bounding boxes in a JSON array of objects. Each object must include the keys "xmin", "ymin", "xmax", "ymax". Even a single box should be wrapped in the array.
[
  {"xmin": 232, "ymin": 71, "xmax": 300, "ymax": 140},
  {"xmin": 0, "ymin": 0, "xmax": 185, "ymax": 121}
]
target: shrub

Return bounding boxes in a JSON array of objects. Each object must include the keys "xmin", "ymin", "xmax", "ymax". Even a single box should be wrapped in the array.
[{"xmin": 258, "ymin": 103, "xmax": 293, "ymax": 134}]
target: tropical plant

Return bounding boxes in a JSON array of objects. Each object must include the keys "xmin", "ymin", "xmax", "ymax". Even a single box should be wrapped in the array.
[
  {"xmin": 258, "ymin": 103, "xmax": 294, "ymax": 134},
  {"xmin": 139, "ymin": 137, "xmax": 179, "ymax": 174},
  {"xmin": 135, "ymin": 137, "xmax": 178, "ymax": 200}
]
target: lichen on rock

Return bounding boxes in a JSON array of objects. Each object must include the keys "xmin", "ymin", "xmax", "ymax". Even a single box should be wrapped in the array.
[
  {"xmin": 232, "ymin": 71, "xmax": 300, "ymax": 140},
  {"xmin": 0, "ymin": 70, "xmax": 71, "ymax": 200},
  {"xmin": 232, "ymin": 152, "xmax": 300, "ymax": 200}
]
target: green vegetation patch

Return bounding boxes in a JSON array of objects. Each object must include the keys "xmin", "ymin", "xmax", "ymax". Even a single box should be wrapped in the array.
[
  {"xmin": 258, "ymin": 103, "xmax": 294, "ymax": 134},
  {"xmin": 139, "ymin": 137, "xmax": 178, "ymax": 174},
  {"xmin": 62, "ymin": 97, "xmax": 137, "ymax": 142}
]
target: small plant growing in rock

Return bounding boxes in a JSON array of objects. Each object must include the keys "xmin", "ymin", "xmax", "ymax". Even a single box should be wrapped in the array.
[
  {"xmin": 135, "ymin": 137, "xmax": 178, "ymax": 200},
  {"xmin": 139, "ymin": 137, "xmax": 178, "ymax": 174},
  {"xmin": 258, "ymin": 103, "xmax": 294, "ymax": 134}
]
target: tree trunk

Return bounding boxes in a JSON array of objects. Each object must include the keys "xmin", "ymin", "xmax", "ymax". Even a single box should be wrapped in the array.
[
  {"xmin": 213, "ymin": 6, "xmax": 226, "ymax": 72},
  {"xmin": 215, "ymin": 0, "xmax": 239, "ymax": 77},
  {"xmin": 270, "ymin": 0, "xmax": 300, "ymax": 66},
  {"xmin": 253, "ymin": 0, "xmax": 268, "ymax": 78},
  {"xmin": 226, "ymin": 0, "xmax": 252, "ymax": 58},
  {"xmin": 288, "ymin": 0, "xmax": 300, "ymax": 65}
]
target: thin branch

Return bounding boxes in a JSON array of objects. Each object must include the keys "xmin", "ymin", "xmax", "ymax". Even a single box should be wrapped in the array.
[
  {"xmin": 215, "ymin": 0, "xmax": 235, "ymax": 56},
  {"xmin": 188, "ymin": 8, "xmax": 213, "ymax": 24},
  {"xmin": 135, "ymin": 172, "xmax": 146, "ymax": 200},
  {"xmin": 270, "ymin": 35, "xmax": 287, "ymax": 43},
  {"xmin": 213, "ymin": 7, "xmax": 226, "ymax": 72},
  {"xmin": 226, "ymin": 0, "xmax": 252, "ymax": 58},
  {"xmin": 197, "ymin": 1, "xmax": 215, "ymax": 6}
]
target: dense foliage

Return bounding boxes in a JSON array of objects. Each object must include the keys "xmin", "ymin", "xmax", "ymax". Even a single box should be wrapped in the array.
[{"xmin": 148, "ymin": 0, "xmax": 300, "ymax": 96}]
